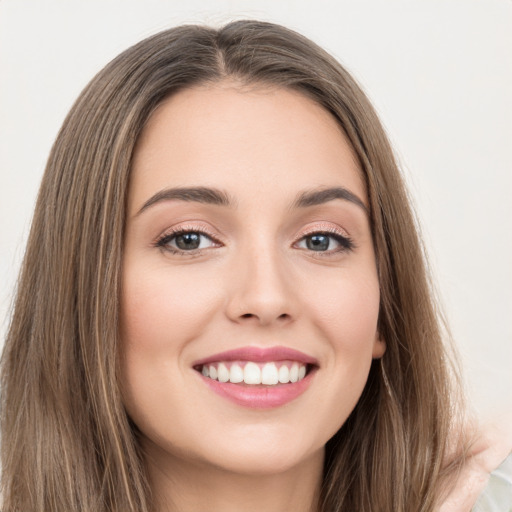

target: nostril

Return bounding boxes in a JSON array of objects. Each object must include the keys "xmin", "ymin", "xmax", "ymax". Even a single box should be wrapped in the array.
[
  {"xmin": 239, "ymin": 312, "xmax": 290, "ymax": 321},
  {"xmin": 233, "ymin": 310, "xmax": 294, "ymax": 325}
]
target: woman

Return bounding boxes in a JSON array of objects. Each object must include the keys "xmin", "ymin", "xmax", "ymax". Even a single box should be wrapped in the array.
[{"xmin": 1, "ymin": 20, "xmax": 509, "ymax": 512}]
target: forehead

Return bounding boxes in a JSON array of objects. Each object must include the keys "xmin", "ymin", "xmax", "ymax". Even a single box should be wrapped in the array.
[{"xmin": 129, "ymin": 83, "xmax": 366, "ymax": 211}]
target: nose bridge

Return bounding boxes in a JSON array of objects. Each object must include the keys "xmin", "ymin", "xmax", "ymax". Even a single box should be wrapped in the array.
[{"xmin": 226, "ymin": 233, "xmax": 296, "ymax": 325}]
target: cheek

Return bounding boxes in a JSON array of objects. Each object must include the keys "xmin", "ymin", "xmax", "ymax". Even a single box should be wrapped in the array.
[
  {"xmin": 303, "ymin": 267, "xmax": 380, "ymax": 403},
  {"xmin": 118, "ymin": 261, "xmax": 223, "ymax": 434},
  {"xmin": 120, "ymin": 261, "xmax": 222, "ymax": 355},
  {"xmin": 310, "ymin": 271, "xmax": 380, "ymax": 349},
  {"xmin": 306, "ymin": 273, "xmax": 380, "ymax": 434}
]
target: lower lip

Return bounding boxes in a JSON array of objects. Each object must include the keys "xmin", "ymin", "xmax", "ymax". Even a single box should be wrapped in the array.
[{"xmin": 198, "ymin": 370, "xmax": 315, "ymax": 409}]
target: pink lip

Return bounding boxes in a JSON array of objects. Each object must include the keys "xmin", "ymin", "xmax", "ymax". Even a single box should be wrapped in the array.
[
  {"xmin": 193, "ymin": 346, "xmax": 318, "ymax": 409},
  {"xmin": 192, "ymin": 346, "xmax": 318, "ymax": 367},
  {"xmin": 200, "ymin": 373, "xmax": 315, "ymax": 408}
]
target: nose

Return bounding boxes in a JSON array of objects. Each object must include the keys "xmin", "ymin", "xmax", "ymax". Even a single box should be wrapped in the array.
[{"xmin": 225, "ymin": 243, "xmax": 297, "ymax": 327}]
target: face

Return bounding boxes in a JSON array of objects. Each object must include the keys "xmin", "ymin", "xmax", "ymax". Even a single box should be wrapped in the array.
[{"xmin": 120, "ymin": 83, "xmax": 385, "ymax": 477}]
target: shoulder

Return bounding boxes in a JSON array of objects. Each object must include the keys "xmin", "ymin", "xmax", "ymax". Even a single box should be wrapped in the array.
[
  {"xmin": 439, "ymin": 413, "xmax": 512, "ymax": 512},
  {"xmin": 472, "ymin": 453, "xmax": 512, "ymax": 511}
]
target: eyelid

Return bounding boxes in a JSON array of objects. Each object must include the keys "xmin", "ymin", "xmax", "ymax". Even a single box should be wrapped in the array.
[
  {"xmin": 152, "ymin": 221, "xmax": 353, "ymax": 255},
  {"xmin": 293, "ymin": 222, "xmax": 355, "ymax": 255},
  {"xmin": 153, "ymin": 222, "xmax": 224, "ymax": 249},
  {"xmin": 295, "ymin": 222, "xmax": 351, "ymax": 240}
]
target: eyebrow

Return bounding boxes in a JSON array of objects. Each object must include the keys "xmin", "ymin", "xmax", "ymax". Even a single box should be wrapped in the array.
[
  {"xmin": 292, "ymin": 187, "xmax": 368, "ymax": 214},
  {"xmin": 136, "ymin": 186, "xmax": 234, "ymax": 216},
  {"xmin": 135, "ymin": 185, "xmax": 368, "ymax": 216}
]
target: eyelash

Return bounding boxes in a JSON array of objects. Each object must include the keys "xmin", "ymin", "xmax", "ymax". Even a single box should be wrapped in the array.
[
  {"xmin": 154, "ymin": 226, "xmax": 221, "ymax": 255},
  {"xmin": 295, "ymin": 228, "xmax": 355, "ymax": 256},
  {"xmin": 154, "ymin": 226, "xmax": 355, "ymax": 256}
]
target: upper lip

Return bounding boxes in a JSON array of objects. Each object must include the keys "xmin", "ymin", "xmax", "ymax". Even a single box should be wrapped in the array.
[{"xmin": 192, "ymin": 346, "xmax": 318, "ymax": 367}]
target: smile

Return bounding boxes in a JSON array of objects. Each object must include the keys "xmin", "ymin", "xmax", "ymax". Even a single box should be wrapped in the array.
[
  {"xmin": 199, "ymin": 361, "xmax": 308, "ymax": 385},
  {"xmin": 192, "ymin": 346, "xmax": 318, "ymax": 408}
]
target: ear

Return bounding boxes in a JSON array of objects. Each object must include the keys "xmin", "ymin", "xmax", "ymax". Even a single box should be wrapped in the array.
[{"xmin": 372, "ymin": 331, "xmax": 386, "ymax": 359}]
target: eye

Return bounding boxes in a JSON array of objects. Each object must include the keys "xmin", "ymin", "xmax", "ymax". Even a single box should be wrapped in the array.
[
  {"xmin": 295, "ymin": 232, "xmax": 354, "ymax": 253},
  {"xmin": 156, "ymin": 229, "xmax": 219, "ymax": 253}
]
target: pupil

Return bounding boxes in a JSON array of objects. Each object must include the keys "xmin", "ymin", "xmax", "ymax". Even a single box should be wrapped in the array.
[
  {"xmin": 176, "ymin": 233, "xmax": 201, "ymax": 250},
  {"xmin": 307, "ymin": 234, "xmax": 329, "ymax": 251}
]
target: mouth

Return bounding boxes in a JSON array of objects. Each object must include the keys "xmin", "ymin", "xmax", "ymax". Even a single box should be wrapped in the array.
[
  {"xmin": 194, "ymin": 360, "xmax": 311, "ymax": 385},
  {"xmin": 192, "ymin": 346, "xmax": 318, "ymax": 408}
]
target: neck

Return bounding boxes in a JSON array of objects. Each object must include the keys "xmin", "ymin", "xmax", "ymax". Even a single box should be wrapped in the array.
[{"xmin": 145, "ymin": 446, "xmax": 324, "ymax": 512}]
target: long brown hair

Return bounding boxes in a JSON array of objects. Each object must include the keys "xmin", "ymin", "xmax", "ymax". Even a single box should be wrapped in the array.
[{"xmin": 1, "ymin": 20, "xmax": 466, "ymax": 511}]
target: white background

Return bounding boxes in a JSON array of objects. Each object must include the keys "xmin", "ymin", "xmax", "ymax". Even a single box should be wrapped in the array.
[{"xmin": 1, "ymin": 0, "xmax": 511, "ymax": 418}]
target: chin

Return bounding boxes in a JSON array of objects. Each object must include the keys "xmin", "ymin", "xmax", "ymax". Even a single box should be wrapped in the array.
[
  {"xmin": 180, "ymin": 425, "xmax": 326, "ymax": 477},
  {"xmin": 203, "ymin": 446, "xmax": 323, "ymax": 477}
]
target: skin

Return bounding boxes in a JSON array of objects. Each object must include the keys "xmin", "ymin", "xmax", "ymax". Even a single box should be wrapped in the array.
[
  {"xmin": 120, "ymin": 83, "xmax": 386, "ymax": 512},
  {"xmin": 441, "ymin": 414, "xmax": 512, "ymax": 511}
]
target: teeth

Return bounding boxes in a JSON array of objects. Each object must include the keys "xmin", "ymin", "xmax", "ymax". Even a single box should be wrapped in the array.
[
  {"xmin": 244, "ymin": 362, "xmax": 261, "ymax": 384},
  {"xmin": 289, "ymin": 363, "xmax": 299, "ymax": 383},
  {"xmin": 261, "ymin": 362, "xmax": 279, "ymax": 385},
  {"xmin": 200, "ymin": 361, "xmax": 309, "ymax": 385},
  {"xmin": 278, "ymin": 365, "xmax": 289, "ymax": 383},
  {"xmin": 229, "ymin": 363, "xmax": 244, "ymax": 383},
  {"xmin": 217, "ymin": 363, "xmax": 229, "ymax": 383}
]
